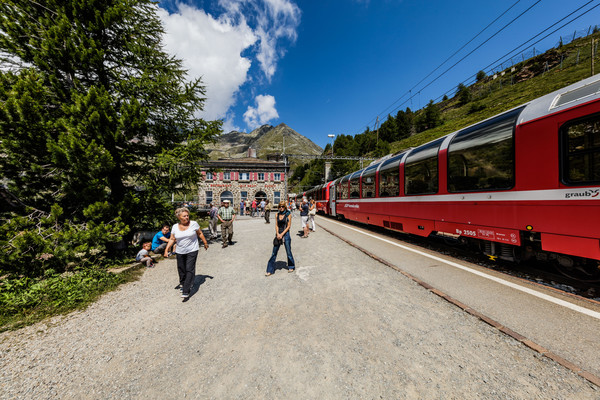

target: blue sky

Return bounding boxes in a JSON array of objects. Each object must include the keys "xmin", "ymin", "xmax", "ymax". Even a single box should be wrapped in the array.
[{"xmin": 157, "ymin": 0, "xmax": 600, "ymax": 149}]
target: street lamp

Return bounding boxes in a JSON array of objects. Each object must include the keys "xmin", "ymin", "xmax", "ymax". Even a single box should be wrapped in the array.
[{"xmin": 327, "ymin": 134, "xmax": 335, "ymax": 158}]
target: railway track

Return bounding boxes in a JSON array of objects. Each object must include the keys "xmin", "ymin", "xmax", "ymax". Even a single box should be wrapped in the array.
[{"xmin": 338, "ymin": 218, "xmax": 600, "ymax": 302}]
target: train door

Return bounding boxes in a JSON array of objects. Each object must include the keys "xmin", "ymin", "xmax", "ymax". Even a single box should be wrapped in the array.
[{"xmin": 330, "ymin": 183, "xmax": 337, "ymax": 216}]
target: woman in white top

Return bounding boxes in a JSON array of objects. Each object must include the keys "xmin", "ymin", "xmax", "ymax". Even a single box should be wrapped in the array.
[{"xmin": 165, "ymin": 208, "xmax": 208, "ymax": 299}]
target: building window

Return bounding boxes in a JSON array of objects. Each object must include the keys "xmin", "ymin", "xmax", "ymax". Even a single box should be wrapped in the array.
[
  {"xmin": 274, "ymin": 191, "xmax": 281, "ymax": 204},
  {"xmin": 206, "ymin": 172, "xmax": 213, "ymax": 180},
  {"xmin": 258, "ymin": 172, "xmax": 265, "ymax": 181},
  {"xmin": 240, "ymin": 172, "xmax": 250, "ymax": 181},
  {"xmin": 274, "ymin": 173, "xmax": 281, "ymax": 181},
  {"xmin": 241, "ymin": 191, "xmax": 248, "ymax": 201},
  {"xmin": 205, "ymin": 191, "xmax": 213, "ymax": 205},
  {"xmin": 223, "ymin": 172, "xmax": 231, "ymax": 181}
]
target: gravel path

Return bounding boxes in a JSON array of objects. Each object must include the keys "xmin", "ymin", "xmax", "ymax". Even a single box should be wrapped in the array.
[{"xmin": 1, "ymin": 216, "xmax": 598, "ymax": 399}]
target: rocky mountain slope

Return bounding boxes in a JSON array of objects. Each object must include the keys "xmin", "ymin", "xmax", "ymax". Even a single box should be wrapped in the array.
[{"xmin": 206, "ymin": 123, "xmax": 322, "ymax": 161}]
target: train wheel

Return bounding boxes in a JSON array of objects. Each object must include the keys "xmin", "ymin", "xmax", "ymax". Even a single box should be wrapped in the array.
[{"xmin": 554, "ymin": 258, "xmax": 600, "ymax": 283}]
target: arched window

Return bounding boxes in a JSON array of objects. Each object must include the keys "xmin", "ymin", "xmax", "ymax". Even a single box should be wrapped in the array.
[
  {"xmin": 254, "ymin": 191, "xmax": 267, "ymax": 201},
  {"xmin": 220, "ymin": 190, "xmax": 234, "ymax": 204}
]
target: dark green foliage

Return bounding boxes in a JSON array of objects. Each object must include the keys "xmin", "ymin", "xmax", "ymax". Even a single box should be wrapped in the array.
[
  {"xmin": 468, "ymin": 102, "xmax": 487, "ymax": 114},
  {"xmin": 415, "ymin": 100, "xmax": 443, "ymax": 132},
  {"xmin": 476, "ymin": 70, "xmax": 487, "ymax": 82},
  {"xmin": 456, "ymin": 83, "xmax": 472, "ymax": 105},
  {"xmin": 0, "ymin": 268, "xmax": 138, "ymax": 332},
  {"xmin": 0, "ymin": 0, "xmax": 221, "ymax": 221},
  {"xmin": 0, "ymin": 204, "xmax": 128, "ymax": 277},
  {"xmin": 0, "ymin": 0, "xmax": 220, "ymax": 328},
  {"xmin": 396, "ymin": 108, "xmax": 414, "ymax": 139}
]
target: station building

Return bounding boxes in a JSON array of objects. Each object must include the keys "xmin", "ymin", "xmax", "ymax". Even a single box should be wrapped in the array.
[{"xmin": 197, "ymin": 154, "xmax": 288, "ymax": 208}]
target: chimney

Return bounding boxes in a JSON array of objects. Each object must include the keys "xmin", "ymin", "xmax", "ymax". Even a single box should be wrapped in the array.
[{"xmin": 248, "ymin": 147, "xmax": 257, "ymax": 158}]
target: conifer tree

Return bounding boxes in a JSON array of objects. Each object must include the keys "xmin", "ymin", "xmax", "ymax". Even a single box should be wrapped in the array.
[{"xmin": 0, "ymin": 0, "xmax": 220, "ymax": 223}]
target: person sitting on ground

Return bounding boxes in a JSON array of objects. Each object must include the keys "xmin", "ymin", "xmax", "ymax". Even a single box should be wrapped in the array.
[
  {"xmin": 136, "ymin": 242, "xmax": 155, "ymax": 268},
  {"xmin": 151, "ymin": 224, "xmax": 171, "ymax": 254}
]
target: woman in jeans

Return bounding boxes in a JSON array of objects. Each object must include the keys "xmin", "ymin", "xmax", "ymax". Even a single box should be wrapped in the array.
[
  {"xmin": 265, "ymin": 201, "xmax": 295, "ymax": 276},
  {"xmin": 165, "ymin": 208, "xmax": 208, "ymax": 299}
]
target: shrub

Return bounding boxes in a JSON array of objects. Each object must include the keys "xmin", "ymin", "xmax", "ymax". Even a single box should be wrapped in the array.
[{"xmin": 0, "ymin": 203, "xmax": 128, "ymax": 278}]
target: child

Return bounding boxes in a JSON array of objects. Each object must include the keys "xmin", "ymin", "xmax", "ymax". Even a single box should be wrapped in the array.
[{"xmin": 136, "ymin": 242, "xmax": 155, "ymax": 268}]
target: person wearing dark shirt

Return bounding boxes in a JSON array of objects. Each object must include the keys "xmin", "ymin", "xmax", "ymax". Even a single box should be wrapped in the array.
[{"xmin": 265, "ymin": 201, "xmax": 295, "ymax": 276}]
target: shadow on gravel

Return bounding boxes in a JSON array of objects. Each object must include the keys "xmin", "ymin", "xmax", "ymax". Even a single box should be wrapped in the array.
[
  {"xmin": 183, "ymin": 275, "xmax": 214, "ymax": 302},
  {"xmin": 271, "ymin": 261, "xmax": 291, "ymax": 274}
]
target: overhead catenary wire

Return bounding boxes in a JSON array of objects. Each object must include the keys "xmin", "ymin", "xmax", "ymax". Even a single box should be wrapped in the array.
[
  {"xmin": 369, "ymin": 0, "xmax": 523, "ymax": 125},
  {"xmin": 359, "ymin": 0, "xmax": 542, "ymax": 134},
  {"xmin": 430, "ymin": 0, "xmax": 600, "ymax": 105}
]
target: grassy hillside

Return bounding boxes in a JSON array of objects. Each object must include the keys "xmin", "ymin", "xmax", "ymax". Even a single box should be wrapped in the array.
[{"xmin": 389, "ymin": 31, "xmax": 600, "ymax": 154}]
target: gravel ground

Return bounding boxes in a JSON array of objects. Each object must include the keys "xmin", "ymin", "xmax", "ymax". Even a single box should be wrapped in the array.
[{"xmin": 1, "ymin": 216, "xmax": 598, "ymax": 399}]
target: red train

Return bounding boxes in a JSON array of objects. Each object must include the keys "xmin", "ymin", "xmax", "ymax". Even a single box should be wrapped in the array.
[{"xmin": 306, "ymin": 74, "xmax": 600, "ymax": 281}]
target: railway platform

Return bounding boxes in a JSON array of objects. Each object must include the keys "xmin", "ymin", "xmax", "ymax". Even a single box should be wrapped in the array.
[
  {"xmin": 1, "ymin": 215, "xmax": 599, "ymax": 399},
  {"xmin": 316, "ymin": 216, "xmax": 600, "ymax": 381}
]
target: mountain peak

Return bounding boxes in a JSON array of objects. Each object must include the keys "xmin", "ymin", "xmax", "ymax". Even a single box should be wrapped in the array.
[{"xmin": 205, "ymin": 123, "xmax": 322, "ymax": 164}]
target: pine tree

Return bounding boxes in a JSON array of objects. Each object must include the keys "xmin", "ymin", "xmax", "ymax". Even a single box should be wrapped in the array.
[{"xmin": 0, "ymin": 0, "xmax": 220, "ymax": 223}]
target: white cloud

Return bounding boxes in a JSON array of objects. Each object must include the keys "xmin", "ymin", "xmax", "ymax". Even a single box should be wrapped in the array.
[
  {"xmin": 157, "ymin": 5, "xmax": 257, "ymax": 122},
  {"xmin": 243, "ymin": 94, "xmax": 279, "ymax": 128},
  {"xmin": 219, "ymin": 0, "xmax": 301, "ymax": 81},
  {"xmin": 157, "ymin": 1, "xmax": 300, "ymax": 131}
]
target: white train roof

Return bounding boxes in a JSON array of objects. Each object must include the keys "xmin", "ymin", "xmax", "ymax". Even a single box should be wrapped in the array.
[{"xmin": 518, "ymin": 73, "xmax": 600, "ymax": 125}]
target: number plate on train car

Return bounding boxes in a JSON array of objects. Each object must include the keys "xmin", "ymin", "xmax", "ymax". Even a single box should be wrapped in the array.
[{"xmin": 436, "ymin": 222, "xmax": 520, "ymax": 245}]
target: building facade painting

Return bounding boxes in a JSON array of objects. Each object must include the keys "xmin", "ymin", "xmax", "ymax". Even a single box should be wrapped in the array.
[{"xmin": 198, "ymin": 157, "xmax": 288, "ymax": 208}]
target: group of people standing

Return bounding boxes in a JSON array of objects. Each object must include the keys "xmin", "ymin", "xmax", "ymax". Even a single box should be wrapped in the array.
[
  {"xmin": 208, "ymin": 200, "xmax": 236, "ymax": 247},
  {"xmin": 164, "ymin": 201, "xmax": 236, "ymax": 300},
  {"xmin": 240, "ymin": 198, "xmax": 270, "ymax": 219},
  {"xmin": 144, "ymin": 196, "xmax": 317, "ymax": 300}
]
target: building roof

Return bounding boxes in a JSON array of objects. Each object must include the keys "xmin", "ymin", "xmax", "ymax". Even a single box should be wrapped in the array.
[{"xmin": 201, "ymin": 157, "xmax": 287, "ymax": 169}]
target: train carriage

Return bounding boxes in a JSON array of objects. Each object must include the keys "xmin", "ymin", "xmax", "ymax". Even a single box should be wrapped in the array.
[{"xmin": 316, "ymin": 74, "xmax": 600, "ymax": 280}]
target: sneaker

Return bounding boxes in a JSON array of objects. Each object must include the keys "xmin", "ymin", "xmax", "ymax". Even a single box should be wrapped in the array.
[{"xmin": 181, "ymin": 293, "xmax": 189, "ymax": 299}]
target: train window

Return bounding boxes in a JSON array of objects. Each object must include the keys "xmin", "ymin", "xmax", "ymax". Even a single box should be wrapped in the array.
[
  {"xmin": 405, "ymin": 138, "xmax": 444, "ymax": 195},
  {"xmin": 349, "ymin": 169, "xmax": 363, "ymax": 198},
  {"xmin": 361, "ymin": 164, "xmax": 378, "ymax": 198},
  {"xmin": 562, "ymin": 114, "xmax": 600, "ymax": 185},
  {"xmin": 447, "ymin": 108, "xmax": 520, "ymax": 192},
  {"xmin": 338, "ymin": 174, "xmax": 351, "ymax": 199},
  {"xmin": 349, "ymin": 179, "xmax": 360, "ymax": 198},
  {"xmin": 378, "ymin": 152, "xmax": 404, "ymax": 197}
]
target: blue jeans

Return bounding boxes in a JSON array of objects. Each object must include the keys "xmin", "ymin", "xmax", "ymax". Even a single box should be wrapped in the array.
[{"xmin": 267, "ymin": 232, "xmax": 295, "ymax": 273}]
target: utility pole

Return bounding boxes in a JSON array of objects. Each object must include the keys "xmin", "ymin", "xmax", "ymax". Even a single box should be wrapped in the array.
[{"xmin": 375, "ymin": 116, "xmax": 380, "ymax": 145}]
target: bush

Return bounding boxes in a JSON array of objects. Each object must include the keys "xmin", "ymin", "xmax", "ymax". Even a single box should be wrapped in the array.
[
  {"xmin": 0, "ymin": 203, "xmax": 128, "ymax": 278},
  {"xmin": 468, "ymin": 102, "xmax": 487, "ymax": 114}
]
